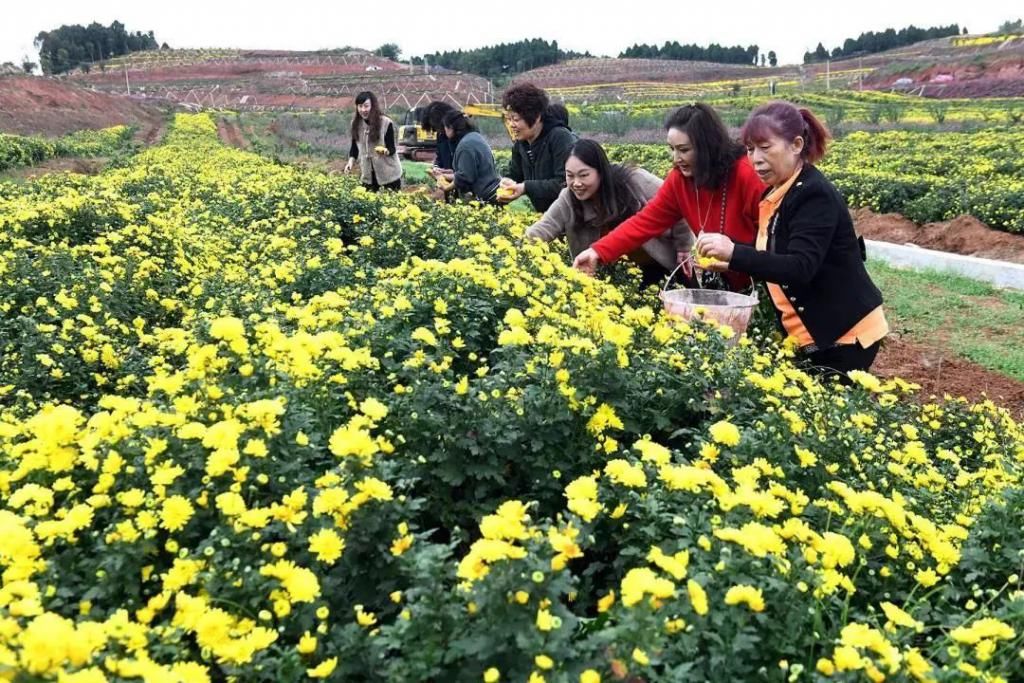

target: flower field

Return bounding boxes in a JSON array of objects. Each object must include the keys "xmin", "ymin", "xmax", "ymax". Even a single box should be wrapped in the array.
[
  {"xmin": 0, "ymin": 126, "xmax": 133, "ymax": 173},
  {"xmin": 1, "ymin": 113, "xmax": 1023, "ymax": 682}
]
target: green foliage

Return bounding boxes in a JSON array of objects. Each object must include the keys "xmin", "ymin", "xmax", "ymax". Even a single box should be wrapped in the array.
[
  {"xmin": 803, "ymin": 23, "xmax": 961, "ymax": 64},
  {"xmin": 0, "ymin": 126, "xmax": 133, "ymax": 172},
  {"xmin": 34, "ymin": 20, "xmax": 160, "ymax": 75},
  {"xmin": 620, "ymin": 41, "xmax": 760, "ymax": 65},
  {"xmin": 412, "ymin": 39, "xmax": 588, "ymax": 78}
]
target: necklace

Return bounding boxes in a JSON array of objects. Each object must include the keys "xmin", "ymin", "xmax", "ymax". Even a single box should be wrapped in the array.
[{"xmin": 694, "ymin": 183, "xmax": 728, "ymax": 234}]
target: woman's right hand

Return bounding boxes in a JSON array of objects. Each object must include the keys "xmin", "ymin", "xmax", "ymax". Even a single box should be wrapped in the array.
[
  {"xmin": 343, "ymin": 158, "xmax": 354, "ymax": 174},
  {"xmin": 573, "ymin": 248, "xmax": 601, "ymax": 276}
]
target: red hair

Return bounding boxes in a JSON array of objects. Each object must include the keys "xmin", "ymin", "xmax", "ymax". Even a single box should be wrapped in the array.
[{"xmin": 740, "ymin": 101, "xmax": 831, "ymax": 164}]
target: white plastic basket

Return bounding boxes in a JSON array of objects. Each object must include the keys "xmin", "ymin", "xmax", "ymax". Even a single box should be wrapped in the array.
[{"xmin": 658, "ymin": 260, "xmax": 759, "ymax": 338}]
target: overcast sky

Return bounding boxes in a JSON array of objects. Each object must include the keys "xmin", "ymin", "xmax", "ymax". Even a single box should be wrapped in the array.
[{"xmin": 2, "ymin": 1, "xmax": 1015, "ymax": 69}]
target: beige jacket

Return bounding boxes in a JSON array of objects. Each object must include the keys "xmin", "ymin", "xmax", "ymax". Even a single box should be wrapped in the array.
[
  {"xmin": 525, "ymin": 168, "xmax": 692, "ymax": 270},
  {"xmin": 356, "ymin": 115, "xmax": 403, "ymax": 186}
]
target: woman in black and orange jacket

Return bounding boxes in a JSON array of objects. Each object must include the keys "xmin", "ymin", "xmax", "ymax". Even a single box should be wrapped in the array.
[{"xmin": 696, "ymin": 101, "xmax": 888, "ymax": 376}]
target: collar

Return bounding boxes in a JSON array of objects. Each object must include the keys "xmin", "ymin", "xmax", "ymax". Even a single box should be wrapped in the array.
[{"xmin": 763, "ymin": 164, "xmax": 804, "ymax": 207}]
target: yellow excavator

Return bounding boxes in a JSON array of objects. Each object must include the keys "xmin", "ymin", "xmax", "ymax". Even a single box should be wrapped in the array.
[{"xmin": 396, "ymin": 103, "xmax": 514, "ymax": 161}]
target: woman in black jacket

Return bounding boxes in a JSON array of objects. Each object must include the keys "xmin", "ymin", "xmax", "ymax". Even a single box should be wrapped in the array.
[
  {"xmin": 497, "ymin": 83, "xmax": 576, "ymax": 212},
  {"xmin": 696, "ymin": 101, "xmax": 888, "ymax": 376}
]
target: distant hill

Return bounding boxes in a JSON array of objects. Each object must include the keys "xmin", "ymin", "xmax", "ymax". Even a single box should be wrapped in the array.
[
  {"xmin": 69, "ymin": 49, "xmax": 495, "ymax": 111},
  {"xmin": 515, "ymin": 34, "xmax": 1024, "ymax": 101}
]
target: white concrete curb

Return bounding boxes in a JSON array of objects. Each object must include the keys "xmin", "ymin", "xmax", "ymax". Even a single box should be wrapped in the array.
[{"xmin": 865, "ymin": 239, "xmax": 1024, "ymax": 291}]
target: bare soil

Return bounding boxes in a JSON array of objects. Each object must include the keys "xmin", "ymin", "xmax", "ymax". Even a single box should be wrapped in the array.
[
  {"xmin": 873, "ymin": 335, "xmax": 1024, "ymax": 419},
  {"xmin": 0, "ymin": 74, "xmax": 167, "ymax": 137},
  {"xmin": 853, "ymin": 208, "xmax": 1024, "ymax": 264}
]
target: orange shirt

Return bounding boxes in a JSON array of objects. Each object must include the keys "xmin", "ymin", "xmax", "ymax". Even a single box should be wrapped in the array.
[{"xmin": 757, "ymin": 169, "xmax": 888, "ymax": 349}]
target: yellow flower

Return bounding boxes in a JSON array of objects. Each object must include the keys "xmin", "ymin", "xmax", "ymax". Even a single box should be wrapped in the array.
[
  {"xmin": 724, "ymin": 585, "xmax": 765, "ymax": 612},
  {"xmin": 604, "ymin": 459, "xmax": 647, "ymax": 488},
  {"xmin": 687, "ymin": 579, "xmax": 709, "ymax": 616},
  {"xmin": 306, "ymin": 657, "xmax": 337, "ymax": 678},
  {"xmin": 535, "ymin": 654, "xmax": 554, "ymax": 670},
  {"xmin": 355, "ymin": 604, "xmax": 378, "ymax": 627},
  {"xmin": 297, "ymin": 631, "xmax": 318, "ymax": 654},
  {"xmin": 536, "ymin": 607, "xmax": 556, "ymax": 631},
  {"xmin": 483, "ymin": 668, "xmax": 500, "ymax": 683},
  {"xmin": 580, "ymin": 671, "xmax": 601, "ymax": 683},
  {"xmin": 160, "ymin": 496, "xmax": 194, "ymax": 532},
  {"xmin": 586, "ymin": 403, "xmax": 623, "ymax": 435},
  {"xmin": 708, "ymin": 420, "xmax": 741, "ymax": 446},
  {"xmin": 308, "ymin": 528, "xmax": 345, "ymax": 564},
  {"xmin": 632, "ymin": 648, "xmax": 649, "ymax": 665}
]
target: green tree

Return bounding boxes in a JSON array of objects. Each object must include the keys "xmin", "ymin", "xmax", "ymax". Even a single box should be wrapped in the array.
[
  {"xmin": 34, "ymin": 20, "xmax": 159, "ymax": 75},
  {"xmin": 768, "ymin": 50, "xmax": 778, "ymax": 67},
  {"xmin": 375, "ymin": 43, "xmax": 401, "ymax": 60}
]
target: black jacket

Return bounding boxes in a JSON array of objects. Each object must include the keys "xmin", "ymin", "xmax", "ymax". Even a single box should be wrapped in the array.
[
  {"xmin": 730, "ymin": 164, "xmax": 883, "ymax": 349},
  {"xmin": 435, "ymin": 132, "xmax": 456, "ymax": 171},
  {"xmin": 506, "ymin": 115, "xmax": 576, "ymax": 212}
]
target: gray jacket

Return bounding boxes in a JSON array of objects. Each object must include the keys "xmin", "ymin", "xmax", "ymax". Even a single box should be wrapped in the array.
[
  {"xmin": 452, "ymin": 131, "xmax": 500, "ymax": 202},
  {"xmin": 525, "ymin": 167, "xmax": 693, "ymax": 270}
]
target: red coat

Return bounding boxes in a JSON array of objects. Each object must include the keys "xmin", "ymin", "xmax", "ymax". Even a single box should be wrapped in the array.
[{"xmin": 592, "ymin": 157, "xmax": 765, "ymax": 289}]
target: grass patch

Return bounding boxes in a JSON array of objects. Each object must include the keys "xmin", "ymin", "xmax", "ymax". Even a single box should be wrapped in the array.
[
  {"xmin": 868, "ymin": 261, "xmax": 1024, "ymax": 380},
  {"xmin": 401, "ymin": 161, "xmax": 431, "ymax": 184}
]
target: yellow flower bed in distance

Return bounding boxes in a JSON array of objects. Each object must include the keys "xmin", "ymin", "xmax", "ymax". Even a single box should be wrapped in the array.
[{"xmin": 0, "ymin": 113, "xmax": 1022, "ymax": 682}]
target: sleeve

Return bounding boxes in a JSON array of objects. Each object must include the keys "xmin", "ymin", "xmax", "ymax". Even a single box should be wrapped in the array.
[
  {"xmin": 384, "ymin": 123, "xmax": 396, "ymax": 155},
  {"xmin": 349, "ymin": 138, "xmax": 359, "ymax": 159},
  {"xmin": 506, "ymin": 143, "xmax": 524, "ymax": 182},
  {"xmin": 452, "ymin": 145, "xmax": 473, "ymax": 193},
  {"xmin": 634, "ymin": 169, "xmax": 692, "ymax": 255},
  {"xmin": 591, "ymin": 175, "xmax": 684, "ymax": 264},
  {"xmin": 523, "ymin": 129, "xmax": 573, "ymax": 207},
  {"xmin": 729, "ymin": 189, "xmax": 838, "ymax": 286},
  {"xmin": 525, "ymin": 190, "xmax": 573, "ymax": 241}
]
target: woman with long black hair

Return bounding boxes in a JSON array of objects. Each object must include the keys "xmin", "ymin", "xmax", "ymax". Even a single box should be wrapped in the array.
[
  {"xmin": 527, "ymin": 139, "xmax": 690, "ymax": 285},
  {"xmin": 573, "ymin": 103, "xmax": 764, "ymax": 291},
  {"xmin": 343, "ymin": 91, "xmax": 403, "ymax": 191}
]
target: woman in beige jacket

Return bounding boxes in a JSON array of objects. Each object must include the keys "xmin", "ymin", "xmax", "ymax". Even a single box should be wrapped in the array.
[
  {"xmin": 526, "ymin": 139, "xmax": 692, "ymax": 286},
  {"xmin": 343, "ymin": 91, "xmax": 403, "ymax": 191}
]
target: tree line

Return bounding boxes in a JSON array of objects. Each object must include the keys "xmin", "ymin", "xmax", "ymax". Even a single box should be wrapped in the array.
[
  {"xmin": 620, "ymin": 42, "xmax": 771, "ymax": 66},
  {"xmin": 411, "ymin": 39, "xmax": 590, "ymax": 78},
  {"xmin": 803, "ymin": 24, "xmax": 962, "ymax": 63},
  {"xmin": 34, "ymin": 21, "xmax": 163, "ymax": 75}
]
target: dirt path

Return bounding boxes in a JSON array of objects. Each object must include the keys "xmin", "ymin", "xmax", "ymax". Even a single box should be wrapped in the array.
[
  {"xmin": 137, "ymin": 119, "xmax": 167, "ymax": 147},
  {"xmin": 217, "ymin": 117, "xmax": 250, "ymax": 149},
  {"xmin": 873, "ymin": 335, "xmax": 1024, "ymax": 419}
]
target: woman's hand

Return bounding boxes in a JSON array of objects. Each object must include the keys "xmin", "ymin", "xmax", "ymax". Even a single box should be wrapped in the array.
[
  {"xmin": 496, "ymin": 179, "xmax": 525, "ymax": 203},
  {"xmin": 572, "ymin": 248, "xmax": 601, "ymax": 276},
  {"xmin": 694, "ymin": 233, "xmax": 735, "ymax": 272},
  {"xmin": 440, "ymin": 170, "xmax": 455, "ymax": 181},
  {"xmin": 676, "ymin": 251, "xmax": 694, "ymax": 279},
  {"xmin": 343, "ymin": 158, "xmax": 355, "ymax": 174}
]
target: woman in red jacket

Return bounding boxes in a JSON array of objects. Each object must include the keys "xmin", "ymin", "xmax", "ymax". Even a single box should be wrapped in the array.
[{"xmin": 573, "ymin": 103, "xmax": 764, "ymax": 290}]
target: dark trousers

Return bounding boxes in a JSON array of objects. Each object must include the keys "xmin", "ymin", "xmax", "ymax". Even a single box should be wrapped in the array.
[
  {"xmin": 800, "ymin": 341, "xmax": 881, "ymax": 382},
  {"xmin": 363, "ymin": 167, "xmax": 401, "ymax": 192}
]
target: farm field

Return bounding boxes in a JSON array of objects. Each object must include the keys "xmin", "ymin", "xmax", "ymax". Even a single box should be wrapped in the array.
[{"xmin": 0, "ymin": 112, "xmax": 1022, "ymax": 681}]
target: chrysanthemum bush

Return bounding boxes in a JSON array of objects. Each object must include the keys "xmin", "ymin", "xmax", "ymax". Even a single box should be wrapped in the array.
[
  {"xmin": 1, "ymin": 114, "xmax": 1022, "ymax": 682},
  {"xmin": 0, "ymin": 125, "xmax": 133, "ymax": 172}
]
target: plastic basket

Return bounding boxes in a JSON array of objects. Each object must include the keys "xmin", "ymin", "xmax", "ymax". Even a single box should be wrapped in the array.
[{"xmin": 659, "ymin": 260, "xmax": 759, "ymax": 338}]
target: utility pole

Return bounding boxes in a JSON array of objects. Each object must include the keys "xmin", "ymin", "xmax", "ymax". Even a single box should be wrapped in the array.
[
  {"xmin": 826, "ymin": 58, "xmax": 830, "ymax": 90},
  {"xmin": 124, "ymin": 62, "xmax": 130, "ymax": 95}
]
